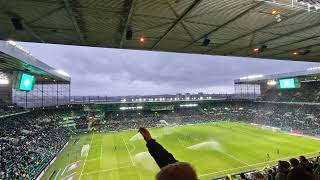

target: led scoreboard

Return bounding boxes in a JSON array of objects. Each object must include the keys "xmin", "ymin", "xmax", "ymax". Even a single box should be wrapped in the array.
[
  {"xmin": 16, "ymin": 72, "xmax": 35, "ymax": 91},
  {"xmin": 278, "ymin": 78, "xmax": 300, "ymax": 89}
]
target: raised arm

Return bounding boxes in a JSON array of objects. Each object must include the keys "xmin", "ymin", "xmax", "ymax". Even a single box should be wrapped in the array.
[{"xmin": 138, "ymin": 127, "xmax": 177, "ymax": 168}]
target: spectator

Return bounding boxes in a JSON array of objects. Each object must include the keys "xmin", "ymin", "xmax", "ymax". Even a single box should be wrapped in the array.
[
  {"xmin": 240, "ymin": 173, "xmax": 248, "ymax": 180},
  {"xmin": 300, "ymin": 156, "xmax": 314, "ymax": 174},
  {"xmin": 287, "ymin": 158, "xmax": 314, "ymax": 180},
  {"xmin": 276, "ymin": 161, "xmax": 289, "ymax": 180}
]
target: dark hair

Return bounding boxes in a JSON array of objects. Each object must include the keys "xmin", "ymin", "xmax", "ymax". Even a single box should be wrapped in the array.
[
  {"xmin": 289, "ymin": 158, "xmax": 300, "ymax": 167},
  {"xmin": 240, "ymin": 173, "xmax": 246, "ymax": 178},
  {"xmin": 156, "ymin": 162, "xmax": 198, "ymax": 180},
  {"xmin": 299, "ymin": 156, "xmax": 306, "ymax": 161}
]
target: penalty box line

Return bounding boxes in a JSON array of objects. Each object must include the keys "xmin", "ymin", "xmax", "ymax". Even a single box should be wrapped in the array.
[
  {"xmin": 79, "ymin": 133, "xmax": 94, "ymax": 180},
  {"xmin": 198, "ymin": 150, "xmax": 320, "ymax": 178},
  {"xmin": 121, "ymin": 135, "xmax": 134, "ymax": 166},
  {"xmin": 121, "ymin": 135, "xmax": 142, "ymax": 180}
]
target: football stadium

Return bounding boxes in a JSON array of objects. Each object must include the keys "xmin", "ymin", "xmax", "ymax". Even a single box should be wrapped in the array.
[{"xmin": 1, "ymin": 0, "xmax": 320, "ymax": 180}]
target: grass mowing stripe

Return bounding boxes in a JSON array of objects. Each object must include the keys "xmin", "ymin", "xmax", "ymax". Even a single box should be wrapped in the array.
[
  {"xmin": 41, "ymin": 122, "xmax": 320, "ymax": 180},
  {"xmin": 82, "ymin": 165, "xmax": 132, "ymax": 176},
  {"xmin": 79, "ymin": 133, "xmax": 94, "ymax": 180}
]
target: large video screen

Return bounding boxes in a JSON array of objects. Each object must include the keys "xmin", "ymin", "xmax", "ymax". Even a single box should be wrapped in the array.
[
  {"xmin": 279, "ymin": 78, "xmax": 298, "ymax": 89},
  {"xmin": 19, "ymin": 73, "xmax": 35, "ymax": 91}
]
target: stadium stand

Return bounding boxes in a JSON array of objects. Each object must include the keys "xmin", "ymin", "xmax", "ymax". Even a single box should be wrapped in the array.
[
  {"xmin": 0, "ymin": 110, "xmax": 69, "ymax": 179},
  {"xmin": 1, "ymin": 100, "xmax": 320, "ymax": 179},
  {"xmin": 0, "ymin": 99, "xmax": 25, "ymax": 116},
  {"xmin": 102, "ymin": 102, "xmax": 320, "ymax": 137},
  {"xmin": 262, "ymin": 81, "xmax": 320, "ymax": 103}
]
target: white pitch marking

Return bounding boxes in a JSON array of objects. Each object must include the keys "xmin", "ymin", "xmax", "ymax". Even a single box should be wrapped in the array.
[
  {"xmin": 121, "ymin": 135, "xmax": 142, "ymax": 180},
  {"xmin": 220, "ymin": 151, "xmax": 250, "ymax": 166},
  {"xmin": 121, "ymin": 135, "xmax": 134, "ymax": 166},
  {"xmin": 79, "ymin": 133, "xmax": 94, "ymax": 180}
]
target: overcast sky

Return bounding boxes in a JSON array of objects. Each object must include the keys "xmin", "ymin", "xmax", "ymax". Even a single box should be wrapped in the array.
[{"xmin": 19, "ymin": 42, "xmax": 320, "ymax": 96}]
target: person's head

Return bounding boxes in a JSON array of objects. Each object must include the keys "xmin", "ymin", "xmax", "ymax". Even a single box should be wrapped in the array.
[
  {"xmin": 225, "ymin": 176, "xmax": 230, "ymax": 180},
  {"xmin": 156, "ymin": 162, "xmax": 198, "ymax": 180},
  {"xmin": 240, "ymin": 173, "xmax": 246, "ymax": 179},
  {"xmin": 299, "ymin": 156, "xmax": 306, "ymax": 162},
  {"xmin": 289, "ymin": 158, "xmax": 300, "ymax": 168},
  {"xmin": 251, "ymin": 172, "xmax": 265, "ymax": 180}
]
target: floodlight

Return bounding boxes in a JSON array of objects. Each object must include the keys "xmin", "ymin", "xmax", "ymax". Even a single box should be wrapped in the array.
[
  {"xmin": 55, "ymin": 69, "xmax": 70, "ymax": 77},
  {"xmin": 271, "ymin": 9, "xmax": 279, "ymax": 15},
  {"xmin": 0, "ymin": 79, "xmax": 9, "ymax": 85},
  {"xmin": 140, "ymin": 37, "xmax": 145, "ymax": 43},
  {"xmin": 7, "ymin": 40, "xmax": 17, "ymax": 46},
  {"xmin": 267, "ymin": 80, "xmax": 277, "ymax": 86}
]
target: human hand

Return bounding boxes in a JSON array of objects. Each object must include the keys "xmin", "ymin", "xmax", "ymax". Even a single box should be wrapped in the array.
[{"xmin": 138, "ymin": 127, "xmax": 152, "ymax": 141}]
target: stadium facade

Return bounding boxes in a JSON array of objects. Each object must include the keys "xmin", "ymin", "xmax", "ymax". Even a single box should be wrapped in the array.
[
  {"xmin": 234, "ymin": 67, "xmax": 320, "ymax": 102},
  {"xmin": 0, "ymin": 40, "xmax": 71, "ymax": 108}
]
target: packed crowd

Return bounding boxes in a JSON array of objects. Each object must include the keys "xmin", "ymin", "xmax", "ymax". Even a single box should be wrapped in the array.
[
  {"xmin": 262, "ymin": 81, "xmax": 320, "ymax": 103},
  {"xmin": 0, "ymin": 110, "xmax": 69, "ymax": 179},
  {"xmin": 218, "ymin": 155, "xmax": 320, "ymax": 180},
  {"xmin": 0, "ymin": 99, "xmax": 25, "ymax": 116},
  {"xmin": 103, "ymin": 101, "xmax": 320, "ymax": 137}
]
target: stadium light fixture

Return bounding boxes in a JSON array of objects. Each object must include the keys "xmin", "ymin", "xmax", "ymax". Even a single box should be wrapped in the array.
[
  {"xmin": 307, "ymin": 66, "xmax": 320, "ymax": 71},
  {"xmin": 0, "ymin": 79, "xmax": 9, "ymax": 85},
  {"xmin": 271, "ymin": 9, "xmax": 279, "ymax": 16},
  {"xmin": 140, "ymin": 37, "xmax": 145, "ymax": 43},
  {"xmin": 253, "ymin": 45, "xmax": 268, "ymax": 53},
  {"xmin": 55, "ymin": 69, "xmax": 70, "ymax": 77},
  {"xmin": 126, "ymin": 30, "xmax": 133, "ymax": 40},
  {"xmin": 7, "ymin": 40, "xmax": 17, "ymax": 46},
  {"xmin": 180, "ymin": 104, "xmax": 198, "ymax": 107},
  {"xmin": 267, "ymin": 80, "xmax": 277, "ymax": 86},
  {"xmin": 201, "ymin": 38, "xmax": 210, "ymax": 46},
  {"xmin": 240, "ymin": 74, "xmax": 264, "ymax": 80},
  {"xmin": 293, "ymin": 51, "xmax": 299, "ymax": 55}
]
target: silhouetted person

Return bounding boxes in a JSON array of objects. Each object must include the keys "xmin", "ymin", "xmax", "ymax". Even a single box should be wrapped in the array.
[{"xmin": 287, "ymin": 158, "xmax": 314, "ymax": 180}]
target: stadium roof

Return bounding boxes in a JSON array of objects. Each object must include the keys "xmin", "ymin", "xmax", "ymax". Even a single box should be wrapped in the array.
[
  {"xmin": 1, "ymin": 0, "xmax": 320, "ymax": 62},
  {"xmin": 0, "ymin": 40, "xmax": 70, "ymax": 83},
  {"xmin": 235, "ymin": 66, "xmax": 320, "ymax": 83}
]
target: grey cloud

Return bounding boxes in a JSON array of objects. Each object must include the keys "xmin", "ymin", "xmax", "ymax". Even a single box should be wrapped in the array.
[{"xmin": 19, "ymin": 42, "xmax": 320, "ymax": 96}]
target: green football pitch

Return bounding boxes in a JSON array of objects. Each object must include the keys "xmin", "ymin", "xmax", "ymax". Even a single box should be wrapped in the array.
[{"xmin": 42, "ymin": 122, "xmax": 320, "ymax": 180}]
